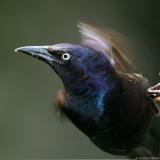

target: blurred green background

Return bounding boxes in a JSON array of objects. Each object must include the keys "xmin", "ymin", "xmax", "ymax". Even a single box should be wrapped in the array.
[{"xmin": 0, "ymin": 0, "xmax": 160, "ymax": 159}]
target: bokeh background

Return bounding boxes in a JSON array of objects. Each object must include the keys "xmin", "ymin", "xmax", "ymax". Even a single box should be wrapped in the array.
[{"xmin": 0, "ymin": 0, "xmax": 160, "ymax": 159}]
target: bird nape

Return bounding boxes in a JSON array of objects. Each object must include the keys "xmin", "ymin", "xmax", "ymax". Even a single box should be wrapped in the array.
[{"xmin": 15, "ymin": 23, "xmax": 160, "ymax": 158}]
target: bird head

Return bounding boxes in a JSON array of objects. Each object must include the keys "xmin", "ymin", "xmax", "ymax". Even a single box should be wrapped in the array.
[
  {"xmin": 15, "ymin": 43, "xmax": 115, "ymax": 93},
  {"xmin": 15, "ymin": 23, "xmax": 134, "ymax": 96}
]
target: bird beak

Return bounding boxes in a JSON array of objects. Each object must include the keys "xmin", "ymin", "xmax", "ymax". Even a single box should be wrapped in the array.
[{"xmin": 15, "ymin": 46, "xmax": 53, "ymax": 63}]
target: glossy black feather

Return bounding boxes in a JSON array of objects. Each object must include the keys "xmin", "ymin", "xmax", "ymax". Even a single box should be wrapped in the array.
[{"xmin": 15, "ymin": 23, "xmax": 160, "ymax": 158}]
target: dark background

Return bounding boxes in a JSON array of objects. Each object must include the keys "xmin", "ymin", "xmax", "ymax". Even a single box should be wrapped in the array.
[{"xmin": 0, "ymin": 0, "xmax": 160, "ymax": 159}]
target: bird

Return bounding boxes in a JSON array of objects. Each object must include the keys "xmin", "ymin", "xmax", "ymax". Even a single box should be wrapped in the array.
[{"xmin": 15, "ymin": 23, "xmax": 160, "ymax": 158}]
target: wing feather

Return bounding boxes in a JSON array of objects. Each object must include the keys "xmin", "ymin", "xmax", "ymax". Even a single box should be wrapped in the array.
[{"xmin": 78, "ymin": 22, "xmax": 135, "ymax": 73}]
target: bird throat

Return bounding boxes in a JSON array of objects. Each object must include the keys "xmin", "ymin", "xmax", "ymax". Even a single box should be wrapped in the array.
[{"xmin": 62, "ymin": 80, "xmax": 111, "ymax": 122}]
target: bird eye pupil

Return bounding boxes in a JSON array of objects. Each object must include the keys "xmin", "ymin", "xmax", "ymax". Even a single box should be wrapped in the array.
[{"xmin": 64, "ymin": 55, "xmax": 68, "ymax": 58}]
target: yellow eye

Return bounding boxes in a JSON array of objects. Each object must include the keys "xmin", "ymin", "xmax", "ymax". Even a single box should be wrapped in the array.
[{"xmin": 62, "ymin": 53, "xmax": 71, "ymax": 61}]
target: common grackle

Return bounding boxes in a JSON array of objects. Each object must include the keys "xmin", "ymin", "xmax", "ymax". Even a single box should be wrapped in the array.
[{"xmin": 15, "ymin": 23, "xmax": 160, "ymax": 158}]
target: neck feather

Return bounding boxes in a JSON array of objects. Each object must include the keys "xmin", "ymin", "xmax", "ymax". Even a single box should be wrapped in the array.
[{"xmin": 63, "ymin": 75, "xmax": 117, "ymax": 122}]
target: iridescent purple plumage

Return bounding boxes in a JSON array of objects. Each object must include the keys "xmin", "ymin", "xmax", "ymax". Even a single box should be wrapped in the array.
[{"xmin": 15, "ymin": 23, "xmax": 160, "ymax": 158}]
